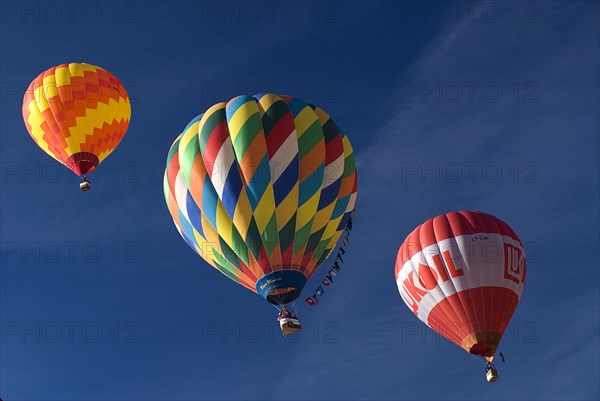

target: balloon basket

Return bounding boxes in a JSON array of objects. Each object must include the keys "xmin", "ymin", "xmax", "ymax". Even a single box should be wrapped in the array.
[
  {"xmin": 486, "ymin": 366, "xmax": 499, "ymax": 382},
  {"xmin": 279, "ymin": 318, "xmax": 302, "ymax": 336},
  {"xmin": 80, "ymin": 177, "xmax": 91, "ymax": 192}
]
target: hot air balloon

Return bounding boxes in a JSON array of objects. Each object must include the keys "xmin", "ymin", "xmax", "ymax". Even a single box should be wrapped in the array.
[
  {"xmin": 164, "ymin": 94, "xmax": 357, "ymax": 335},
  {"xmin": 22, "ymin": 63, "xmax": 131, "ymax": 191},
  {"xmin": 395, "ymin": 211, "xmax": 526, "ymax": 382}
]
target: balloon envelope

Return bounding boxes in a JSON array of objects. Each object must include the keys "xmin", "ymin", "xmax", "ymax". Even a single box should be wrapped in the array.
[
  {"xmin": 22, "ymin": 63, "xmax": 131, "ymax": 176},
  {"xmin": 164, "ymin": 94, "xmax": 357, "ymax": 305},
  {"xmin": 395, "ymin": 211, "xmax": 526, "ymax": 360}
]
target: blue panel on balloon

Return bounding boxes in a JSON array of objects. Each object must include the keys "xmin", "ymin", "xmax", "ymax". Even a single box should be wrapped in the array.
[{"xmin": 255, "ymin": 270, "xmax": 307, "ymax": 305}]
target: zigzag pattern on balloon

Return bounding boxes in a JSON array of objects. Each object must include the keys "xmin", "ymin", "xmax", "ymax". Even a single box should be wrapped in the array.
[{"xmin": 22, "ymin": 63, "xmax": 131, "ymax": 176}]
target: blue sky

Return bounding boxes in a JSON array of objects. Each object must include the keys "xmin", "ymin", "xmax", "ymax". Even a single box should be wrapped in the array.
[{"xmin": 1, "ymin": 1, "xmax": 598, "ymax": 400}]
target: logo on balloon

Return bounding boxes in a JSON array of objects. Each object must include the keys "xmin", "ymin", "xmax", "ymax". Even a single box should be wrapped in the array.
[
  {"xmin": 400, "ymin": 249, "xmax": 464, "ymax": 315},
  {"xmin": 504, "ymin": 243, "xmax": 526, "ymax": 284}
]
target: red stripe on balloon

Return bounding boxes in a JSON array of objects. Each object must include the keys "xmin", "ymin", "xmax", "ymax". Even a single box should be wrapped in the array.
[
  {"xmin": 325, "ymin": 133, "xmax": 344, "ymax": 165},
  {"xmin": 426, "ymin": 286, "xmax": 519, "ymax": 357},
  {"xmin": 265, "ymin": 112, "xmax": 295, "ymax": 157},
  {"xmin": 203, "ymin": 120, "xmax": 230, "ymax": 177}
]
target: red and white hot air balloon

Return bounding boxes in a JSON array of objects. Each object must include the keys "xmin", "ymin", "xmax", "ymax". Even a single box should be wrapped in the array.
[{"xmin": 395, "ymin": 211, "xmax": 526, "ymax": 382}]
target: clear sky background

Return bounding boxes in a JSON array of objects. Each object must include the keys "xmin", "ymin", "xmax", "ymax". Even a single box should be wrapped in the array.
[{"xmin": 1, "ymin": 1, "xmax": 598, "ymax": 400}]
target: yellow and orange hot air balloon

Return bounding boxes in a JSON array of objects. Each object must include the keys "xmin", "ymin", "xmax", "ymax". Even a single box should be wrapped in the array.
[{"xmin": 22, "ymin": 63, "xmax": 131, "ymax": 191}]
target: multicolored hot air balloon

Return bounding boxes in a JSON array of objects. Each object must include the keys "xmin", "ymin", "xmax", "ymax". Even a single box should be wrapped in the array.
[
  {"xmin": 164, "ymin": 94, "xmax": 357, "ymax": 332},
  {"xmin": 22, "ymin": 63, "xmax": 131, "ymax": 191},
  {"xmin": 395, "ymin": 211, "xmax": 526, "ymax": 382}
]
